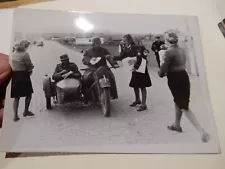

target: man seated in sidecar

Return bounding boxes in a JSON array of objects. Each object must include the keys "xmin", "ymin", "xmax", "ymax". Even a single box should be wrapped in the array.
[
  {"xmin": 82, "ymin": 36, "xmax": 119, "ymax": 100},
  {"xmin": 52, "ymin": 54, "xmax": 81, "ymax": 82},
  {"xmin": 51, "ymin": 54, "xmax": 82, "ymax": 102}
]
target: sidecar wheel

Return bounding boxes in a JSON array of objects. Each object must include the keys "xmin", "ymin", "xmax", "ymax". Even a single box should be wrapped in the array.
[
  {"xmin": 101, "ymin": 88, "xmax": 111, "ymax": 117},
  {"xmin": 46, "ymin": 96, "xmax": 52, "ymax": 109}
]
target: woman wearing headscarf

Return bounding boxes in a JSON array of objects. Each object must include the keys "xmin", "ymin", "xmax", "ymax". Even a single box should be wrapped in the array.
[
  {"xmin": 114, "ymin": 34, "xmax": 152, "ymax": 111},
  {"xmin": 11, "ymin": 40, "xmax": 35, "ymax": 122},
  {"xmin": 158, "ymin": 32, "xmax": 209, "ymax": 142}
]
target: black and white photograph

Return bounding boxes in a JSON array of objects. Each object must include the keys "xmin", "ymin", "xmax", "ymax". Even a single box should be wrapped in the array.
[{"xmin": 0, "ymin": 8, "xmax": 220, "ymax": 153}]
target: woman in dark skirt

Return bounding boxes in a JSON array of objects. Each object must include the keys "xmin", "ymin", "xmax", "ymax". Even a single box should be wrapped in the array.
[
  {"xmin": 158, "ymin": 32, "xmax": 209, "ymax": 142},
  {"xmin": 11, "ymin": 40, "xmax": 34, "ymax": 122},
  {"xmin": 114, "ymin": 34, "xmax": 152, "ymax": 111}
]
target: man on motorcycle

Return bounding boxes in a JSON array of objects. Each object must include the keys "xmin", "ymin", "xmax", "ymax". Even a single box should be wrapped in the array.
[
  {"xmin": 82, "ymin": 36, "xmax": 119, "ymax": 99},
  {"xmin": 52, "ymin": 54, "xmax": 82, "ymax": 82}
]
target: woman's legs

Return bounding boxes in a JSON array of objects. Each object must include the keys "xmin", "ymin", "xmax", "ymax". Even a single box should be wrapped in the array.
[
  {"xmin": 137, "ymin": 88, "xmax": 147, "ymax": 111},
  {"xmin": 140, "ymin": 87, "xmax": 147, "ymax": 106},
  {"xmin": 13, "ymin": 97, "xmax": 20, "ymax": 121},
  {"xmin": 24, "ymin": 95, "xmax": 34, "ymax": 116},
  {"xmin": 168, "ymin": 103, "xmax": 183, "ymax": 132},
  {"xmin": 174, "ymin": 103, "xmax": 182, "ymax": 128},
  {"xmin": 130, "ymin": 87, "xmax": 141, "ymax": 107},
  {"xmin": 183, "ymin": 109, "xmax": 209, "ymax": 142},
  {"xmin": 134, "ymin": 87, "xmax": 140, "ymax": 102}
]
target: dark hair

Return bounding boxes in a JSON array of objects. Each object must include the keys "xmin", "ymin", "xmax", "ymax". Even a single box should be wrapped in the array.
[
  {"xmin": 137, "ymin": 40, "xmax": 143, "ymax": 45},
  {"xmin": 16, "ymin": 46, "xmax": 25, "ymax": 52},
  {"xmin": 123, "ymin": 34, "xmax": 135, "ymax": 45}
]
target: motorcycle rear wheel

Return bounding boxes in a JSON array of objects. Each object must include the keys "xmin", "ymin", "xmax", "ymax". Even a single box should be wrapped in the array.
[{"xmin": 101, "ymin": 88, "xmax": 111, "ymax": 117}]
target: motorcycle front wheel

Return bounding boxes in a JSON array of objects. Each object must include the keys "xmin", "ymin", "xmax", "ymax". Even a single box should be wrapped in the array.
[{"xmin": 101, "ymin": 88, "xmax": 111, "ymax": 117}]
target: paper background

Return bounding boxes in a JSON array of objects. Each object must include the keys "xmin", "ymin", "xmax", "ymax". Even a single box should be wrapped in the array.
[
  {"xmin": 215, "ymin": 0, "xmax": 225, "ymax": 19},
  {"xmin": 0, "ymin": 0, "xmax": 225, "ymax": 168}
]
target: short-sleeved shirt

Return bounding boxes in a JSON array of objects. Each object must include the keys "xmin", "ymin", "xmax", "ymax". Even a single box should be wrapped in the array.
[
  {"xmin": 82, "ymin": 47, "xmax": 110, "ymax": 68},
  {"xmin": 159, "ymin": 44, "xmax": 186, "ymax": 76},
  {"xmin": 11, "ymin": 52, "xmax": 34, "ymax": 71}
]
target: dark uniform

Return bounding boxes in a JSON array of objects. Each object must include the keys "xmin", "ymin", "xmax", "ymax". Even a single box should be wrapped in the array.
[
  {"xmin": 82, "ymin": 46, "xmax": 118, "ymax": 99},
  {"xmin": 52, "ymin": 62, "xmax": 81, "ymax": 82},
  {"xmin": 151, "ymin": 40, "xmax": 165, "ymax": 67}
]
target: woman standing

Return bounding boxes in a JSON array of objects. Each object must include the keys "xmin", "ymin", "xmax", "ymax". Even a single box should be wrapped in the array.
[
  {"xmin": 158, "ymin": 32, "xmax": 209, "ymax": 142},
  {"xmin": 114, "ymin": 34, "xmax": 152, "ymax": 111},
  {"xmin": 11, "ymin": 40, "xmax": 35, "ymax": 122}
]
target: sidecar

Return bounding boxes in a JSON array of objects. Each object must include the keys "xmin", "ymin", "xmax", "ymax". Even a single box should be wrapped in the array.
[{"xmin": 43, "ymin": 75, "xmax": 82, "ymax": 109}]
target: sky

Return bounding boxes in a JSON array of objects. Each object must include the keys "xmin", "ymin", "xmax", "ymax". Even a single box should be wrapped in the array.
[{"xmin": 13, "ymin": 8, "xmax": 194, "ymax": 35}]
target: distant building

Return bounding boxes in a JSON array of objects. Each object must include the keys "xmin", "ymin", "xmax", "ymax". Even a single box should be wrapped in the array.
[
  {"xmin": 51, "ymin": 37, "xmax": 60, "ymax": 40},
  {"xmin": 75, "ymin": 36, "xmax": 104, "ymax": 45}
]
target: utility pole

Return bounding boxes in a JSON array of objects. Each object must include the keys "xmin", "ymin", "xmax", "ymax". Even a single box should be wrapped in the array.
[{"xmin": 184, "ymin": 17, "xmax": 199, "ymax": 76}]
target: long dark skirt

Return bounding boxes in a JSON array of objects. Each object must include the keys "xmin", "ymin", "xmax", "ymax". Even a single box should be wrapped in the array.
[
  {"xmin": 11, "ymin": 71, "xmax": 33, "ymax": 98},
  {"xmin": 129, "ymin": 66, "xmax": 152, "ymax": 88},
  {"xmin": 167, "ymin": 70, "xmax": 190, "ymax": 110}
]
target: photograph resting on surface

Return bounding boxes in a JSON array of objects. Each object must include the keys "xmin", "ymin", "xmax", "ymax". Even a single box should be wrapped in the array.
[{"xmin": 0, "ymin": 8, "xmax": 220, "ymax": 153}]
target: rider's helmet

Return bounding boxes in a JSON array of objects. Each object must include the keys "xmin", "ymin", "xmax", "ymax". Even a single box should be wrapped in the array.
[{"xmin": 91, "ymin": 36, "xmax": 101, "ymax": 45}]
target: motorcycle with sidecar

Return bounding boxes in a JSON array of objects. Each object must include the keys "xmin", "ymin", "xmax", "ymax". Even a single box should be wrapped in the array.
[{"xmin": 43, "ymin": 57, "xmax": 118, "ymax": 117}]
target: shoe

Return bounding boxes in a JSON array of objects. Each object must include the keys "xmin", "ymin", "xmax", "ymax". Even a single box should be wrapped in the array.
[
  {"xmin": 130, "ymin": 101, "xmax": 141, "ymax": 107},
  {"xmin": 13, "ymin": 116, "xmax": 20, "ymax": 122},
  {"xmin": 23, "ymin": 111, "xmax": 34, "ymax": 117},
  {"xmin": 167, "ymin": 125, "xmax": 182, "ymax": 132},
  {"xmin": 137, "ymin": 105, "xmax": 147, "ymax": 111},
  {"xmin": 202, "ymin": 132, "xmax": 210, "ymax": 143}
]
